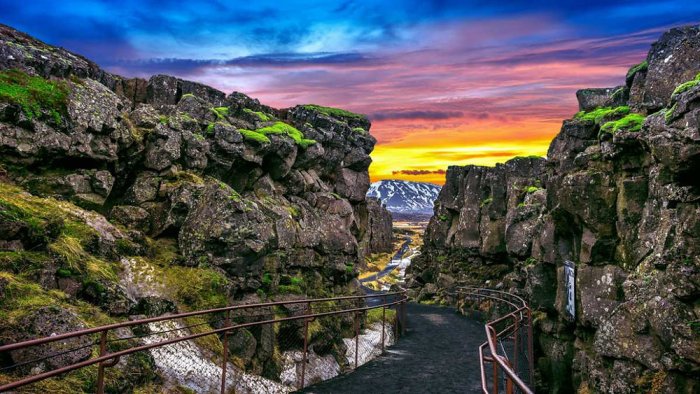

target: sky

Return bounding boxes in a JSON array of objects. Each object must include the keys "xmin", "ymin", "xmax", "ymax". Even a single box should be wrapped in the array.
[{"xmin": 1, "ymin": 1, "xmax": 698, "ymax": 184}]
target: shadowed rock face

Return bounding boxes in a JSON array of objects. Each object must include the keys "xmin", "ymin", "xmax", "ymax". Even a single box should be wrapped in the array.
[{"xmin": 409, "ymin": 25, "xmax": 700, "ymax": 393}]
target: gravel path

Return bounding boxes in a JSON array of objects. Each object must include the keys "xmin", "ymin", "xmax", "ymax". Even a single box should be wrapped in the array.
[{"xmin": 299, "ymin": 303, "xmax": 484, "ymax": 394}]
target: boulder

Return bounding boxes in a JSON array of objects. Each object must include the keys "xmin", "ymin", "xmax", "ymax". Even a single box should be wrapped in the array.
[{"xmin": 8, "ymin": 306, "xmax": 93, "ymax": 371}]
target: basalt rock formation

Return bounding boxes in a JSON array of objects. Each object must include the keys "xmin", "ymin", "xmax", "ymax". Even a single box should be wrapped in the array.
[
  {"xmin": 409, "ymin": 26, "xmax": 700, "ymax": 393},
  {"xmin": 0, "ymin": 24, "xmax": 392, "ymax": 391}
]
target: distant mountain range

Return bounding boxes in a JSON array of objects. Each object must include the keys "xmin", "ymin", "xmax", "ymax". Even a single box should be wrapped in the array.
[{"xmin": 367, "ymin": 180, "xmax": 441, "ymax": 214}]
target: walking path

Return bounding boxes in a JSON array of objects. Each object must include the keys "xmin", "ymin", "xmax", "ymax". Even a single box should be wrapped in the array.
[{"xmin": 299, "ymin": 303, "xmax": 484, "ymax": 394}]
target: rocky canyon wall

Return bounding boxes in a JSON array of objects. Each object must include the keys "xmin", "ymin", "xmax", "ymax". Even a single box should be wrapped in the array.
[
  {"xmin": 0, "ymin": 23, "xmax": 392, "ymax": 391},
  {"xmin": 408, "ymin": 26, "xmax": 700, "ymax": 393}
]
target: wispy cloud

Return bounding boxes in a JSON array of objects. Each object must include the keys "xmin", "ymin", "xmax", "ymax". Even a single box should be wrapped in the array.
[{"xmin": 2, "ymin": 1, "xmax": 696, "ymax": 184}]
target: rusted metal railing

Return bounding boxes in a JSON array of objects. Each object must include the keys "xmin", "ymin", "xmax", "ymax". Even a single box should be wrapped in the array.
[
  {"xmin": 0, "ymin": 290, "xmax": 408, "ymax": 392},
  {"xmin": 457, "ymin": 287, "xmax": 534, "ymax": 394}
]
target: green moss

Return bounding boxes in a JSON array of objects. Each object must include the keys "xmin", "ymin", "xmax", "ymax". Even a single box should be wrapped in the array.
[
  {"xmin": 438, "ymin": 214, "xmax": 448, "ymax": 221},
  {"xmin": 480, "ymin": 197, "xmax": 492, "ymax": 207},
  {"xmin": 352, "ymin": 127, "xmax": 368, "ymax": 135},
  {"xmin": 600, "ymin": 113, "xmax": 646, "ymax": 134},
  {"xmin": 611, "ymin": 87, "xmax": 626, "ymax": 100},
  {"xmin": 262, "ymin": 272, "xmax": 273, "ymax": 287},
  {"xmin": 158, "ymin": 115, "xmax": 168, "ymax": 125},
  {"xmin": 242, "ymin": 108, "xmax": 271, "ymax": 122},
  {"xmin": 302, "ymin": 104, "xmax": 366, "ymax": 121},
  {"xmin": 298, "ymin": 138, "xmax": 317, "ymax": 149},
  {"xmin": 671, "ymin": 73, "xmax": 700, "ymax": 97},
  {"xmin": 574, "ymin": 106, "xmax": 630, "ymax": 124},
  {"xmin": 277, "ymin": 284, "xmax": 302, "ymax": 294},
  {"xmin": 180, "ymin": 93, "xmax": 196, "ymax": 100},
  {"xmin": 0, "ymin": 69, "xmax": 69, "ymax": 123},
  {"xmin": 524, "ymin": 186, "xmax": 541, "ymax": 194},
  {"xmin": 257, "ymin": 121, "xmax": 302, "ymax": 139},
  {"xmin": 211, "ymin": 106, "xmax": 229, "ymax": 120},
  {"xmin": 626, "ymin": 60, "xmax": 648, "ymax": 81},
  {"xmin": 525, "ymin": 257, "xmax": 538, "ymax": 266},
  {"xmin": 665, "ymin": 103, "xmax": 677, "ymax": 123},
  {"xmin": 517, "ymin": 202, "xmax": 526, "ymax": 208},
  {"xmin": 238, "ymin": 129, "xmax": 271, "ymax": 144}
]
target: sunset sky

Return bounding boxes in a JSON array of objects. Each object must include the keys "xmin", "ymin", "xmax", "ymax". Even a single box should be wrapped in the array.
[{"xmin": 2, "ymin": 1, "xmax": 698, "ymax": 184}]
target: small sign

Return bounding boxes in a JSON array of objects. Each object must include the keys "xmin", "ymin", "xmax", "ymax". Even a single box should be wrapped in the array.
[{"xmin": 564, "ymin": 260, "xmax": 576, "ymax": 321}]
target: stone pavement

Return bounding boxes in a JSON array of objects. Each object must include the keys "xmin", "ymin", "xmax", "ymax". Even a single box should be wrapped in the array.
[{"xmin": 299, "ymin": 303, "xmax": 484, "ymax": 394}]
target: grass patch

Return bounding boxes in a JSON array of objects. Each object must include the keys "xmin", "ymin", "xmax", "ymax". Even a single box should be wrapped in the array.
[
  {"xmin": 302, "ymin": 104, "xmax": 366, "ymax": 121},
  {"xmin": 600, "ymin": 113, "xmax": 646, "ymax": 134},
  {"xmin": 365, "ymin": 307, "xmax": 396, "ymax": 325},
  {"xmin": 242, "ymin": 108, "xmax": 271, "ymax": 121},
  {"xmin": 0, "ymin": 69, "xmax": 69, "ymax": 123}
]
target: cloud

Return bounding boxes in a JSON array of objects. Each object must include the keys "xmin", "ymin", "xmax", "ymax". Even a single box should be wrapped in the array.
[
  {"xmin": 371, "ymin": 110, "xmax": 464, "ymax": 121},
  {"xmin": 392, "ymin": 169, "xmax": 447, "ymax": 176}
]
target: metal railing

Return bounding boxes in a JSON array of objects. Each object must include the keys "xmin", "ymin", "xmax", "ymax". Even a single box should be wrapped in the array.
[
  {"xmin": 457, "ymin": 287, "xmax": 534, "ymax": 394},
  {"xmin": 0, "ymin": 290, "xmax": 408, "ymax": 393}
]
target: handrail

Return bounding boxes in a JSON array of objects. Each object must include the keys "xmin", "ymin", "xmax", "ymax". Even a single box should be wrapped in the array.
[
  {"xmin": 456, "ymin": 287, "xmax": 534, "ymax": 394},
  {"xmin": 0, "ymin": 290, "xmax": 408, "ymax": 392}
]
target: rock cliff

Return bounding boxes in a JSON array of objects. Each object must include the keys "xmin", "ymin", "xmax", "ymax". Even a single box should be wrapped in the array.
[
  {"xmin": 409, "ymin": 26, "xmax": 700, "ymax": 393},
  {"xmin": 0, "ymin": 23, "xmax": 392, "ymax": 391}
]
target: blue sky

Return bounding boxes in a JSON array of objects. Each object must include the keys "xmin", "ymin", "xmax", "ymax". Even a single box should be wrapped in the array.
[{"xmin": 1, "ymin": 0, "xmax": 697, "ymax": 183}]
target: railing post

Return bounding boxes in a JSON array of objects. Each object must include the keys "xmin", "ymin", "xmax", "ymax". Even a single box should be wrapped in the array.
[
  {"xmin": 527, "ymin": 307, "xmax": 534, "ymax": 386},
  {"xmin": 300, "ymin": 302, "xmax": 311, "ymax": 390},
  {"xmin": 354, "ymin": 311, "xmax": 360, "ymax": 369},
  {"xmin": 381, "ymin": 306, "xmax": 386, "ymax": 353},
  {"xmin": 513, "ymin": 316, "xmax": 519, "ymax": 376},
  {"xmin": 96, "ymin": 331, "xmax": 107, "ymax": 394},
  {"xmin": 492, "ymin": 357, "xmax": 499, "ymax": 394},
  {"xmin": 220, "ymin": 310, "xmax": 231, "ymax": 394}
]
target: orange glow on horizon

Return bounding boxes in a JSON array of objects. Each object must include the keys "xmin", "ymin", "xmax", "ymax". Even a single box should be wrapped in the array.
[{"xmin": 368, "ymin": 118, "xmax": 561, "ymax": 185}]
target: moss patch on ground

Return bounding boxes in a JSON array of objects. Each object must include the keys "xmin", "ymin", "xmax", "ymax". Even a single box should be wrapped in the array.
[{"xmin": 0, "ymin": 69, "xmax": 69, "ymax": 123}]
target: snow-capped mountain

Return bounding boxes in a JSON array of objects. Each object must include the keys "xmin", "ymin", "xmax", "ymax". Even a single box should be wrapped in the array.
[{"xmin": 367, "ymin": 180, "xmax": 441, "ymax": 214}]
